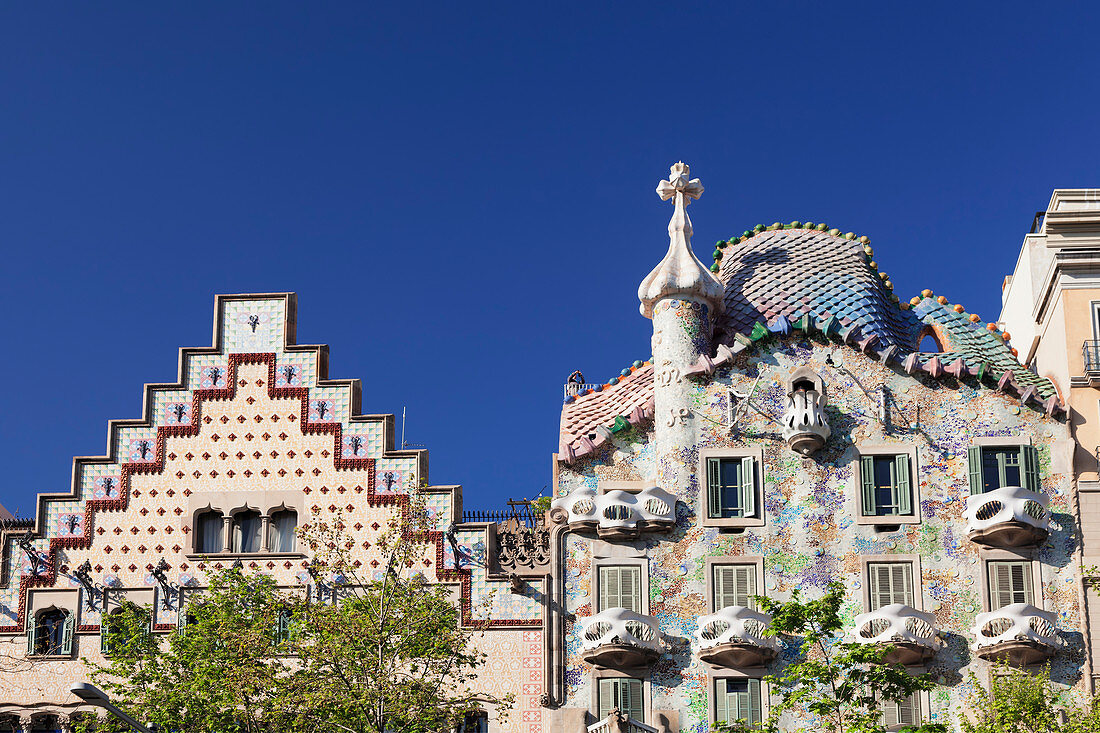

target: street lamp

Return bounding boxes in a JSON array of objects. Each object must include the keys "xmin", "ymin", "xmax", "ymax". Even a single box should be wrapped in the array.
[{"xmin": 69, "ymin": 683, "xmax": 158, "ymax": 733}]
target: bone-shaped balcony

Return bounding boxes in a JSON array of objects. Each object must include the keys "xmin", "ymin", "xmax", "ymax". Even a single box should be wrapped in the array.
[
  {"xmin": 964, "ymin": 486, "xmax": 1050, "ymax": 547},
  {"xmin": 579, "ymin": 608, "xmax": 662, "ymax": 668},
  {"xmin": 972, "ymin": 603, "xmax": 1061, "ymax": 666},
  {"xmin": 851, "ymin": 604, "xmax": 941, "ymax": 666},
  {"xmin": 550, "ymin": 486, "xmax": 676, "ymax": 540},
  {"xmin": 695, "ymin": 605, "xmax": 780, "ymax": 667}
]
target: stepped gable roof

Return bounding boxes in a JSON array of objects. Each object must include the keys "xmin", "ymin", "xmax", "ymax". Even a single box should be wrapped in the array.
[
  {"xmin": 557, "ymin": 222, "xmax": 1064, "ymax": 466},
  {"xmin": 558, "ymin": 362, "xmax": 653, "ymax": 463}
]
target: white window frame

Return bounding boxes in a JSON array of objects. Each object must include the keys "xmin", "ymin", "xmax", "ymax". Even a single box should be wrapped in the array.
[{"xmin": 698, "ymin": 446, "xmax": 765, "ymax": 528}]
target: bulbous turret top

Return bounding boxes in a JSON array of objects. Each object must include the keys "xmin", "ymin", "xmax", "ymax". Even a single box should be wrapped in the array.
[{"xmin": 638, "ymin": 162, "xmax": 725, "ymax": 319}]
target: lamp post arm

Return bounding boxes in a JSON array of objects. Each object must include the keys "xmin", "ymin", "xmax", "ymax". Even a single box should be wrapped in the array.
[{"xmin": 97, "ymin": 699, "xmax": 154, "ymax": 733}]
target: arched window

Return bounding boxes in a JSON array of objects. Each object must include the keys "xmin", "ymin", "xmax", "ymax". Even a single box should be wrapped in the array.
[
  {"xmin": 29, "ymin": 715, "xmax": 59, "ymax": 733},
  {"xmin": 268, "ymin": 510, "xmax": 297, "ymax": 553},
  {"xmin": 232, "ymin": 510, "xmax": 262, "ymax": 553},
  {"xmin": 28, "ymin": 608, "xmax": 73, "ymax": 656},
  {"xmin": 456, "ymin": 711, "xmax": 488, "ymax": 733},
  {"xmin": 196, "ymin": 510, "xmax": 224, "ymax": 554}
]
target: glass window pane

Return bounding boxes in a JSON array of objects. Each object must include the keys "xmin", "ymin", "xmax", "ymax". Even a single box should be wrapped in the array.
[
  {"xmin": 872, "ymin": 457, "xmax": 898, "ymax": 515},
  {"xmin": 981, "ymin": 449, "xmax": 1002, "ymax": 491},
  {"xmin": 268, "ymin": 511, "xmax": 297, "ymax": 553},
  {"xmin": 233, "ymin": 512, "xmax": 262, "ymax": 553},
  {"xmin": 198, "ymin": 512, "xmax": 223, "ymax": 553}
]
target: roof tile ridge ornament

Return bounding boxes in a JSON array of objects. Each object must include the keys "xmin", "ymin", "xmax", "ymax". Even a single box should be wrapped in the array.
[{"xmin": 638, "ymin": 161, "xmax": 725, "ymax": 319}]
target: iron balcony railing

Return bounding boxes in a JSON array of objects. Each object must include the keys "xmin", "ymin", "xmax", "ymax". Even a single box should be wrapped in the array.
[{"xmin": 1085, "ymin": 340, "xmax": 1100, "ymax": 372}]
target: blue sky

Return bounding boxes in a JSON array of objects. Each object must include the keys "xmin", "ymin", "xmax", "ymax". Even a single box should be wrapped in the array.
[{"xmin": 1, "ymin": 3, "xmax": 1098, "ymax": 516}]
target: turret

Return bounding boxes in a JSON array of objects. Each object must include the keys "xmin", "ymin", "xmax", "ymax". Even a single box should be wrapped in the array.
[{"xmin": 639, "ymin": 162, "xmax": 724, "ymax": 497}]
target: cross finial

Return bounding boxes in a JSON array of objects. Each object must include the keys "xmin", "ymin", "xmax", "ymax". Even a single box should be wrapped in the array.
[{"xmin": 656, "ymin": 161, "xmax": 704, "ymax": 205}]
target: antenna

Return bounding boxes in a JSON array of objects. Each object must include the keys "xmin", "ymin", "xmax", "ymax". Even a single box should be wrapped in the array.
[{"xmin": 401, "ymin": 407, "xmax": 406, "ymax": 449}]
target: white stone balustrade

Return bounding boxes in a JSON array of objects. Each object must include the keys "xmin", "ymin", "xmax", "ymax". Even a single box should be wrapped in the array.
[
  {"xmin": 972, "ymin": 603, "xmax": 1060, "ymax": 665},
  {"xmin": 550, "ymin": 486, "xmax": 676, "ymax": 539},
  {"xmin": 696, "ymin": 605, "xmax": 779, "ymax": 667},
  {"xmin": 852, "ymin": 604, "xmax": 941, "ymax": 665},
  {"xmin": 781, "ymin": 389, "xmax": 831, "ymax": 456},
  {"xmin": 587, "ymin": 715, "xmax": 658, "ymax": 733},
  {"xmin": 579, "ymin": 608, "xmax": 662, "ymax": 667},
  {"xmin": 964, "ymin": 486, "xmax": 1050, "ymax": 547}
]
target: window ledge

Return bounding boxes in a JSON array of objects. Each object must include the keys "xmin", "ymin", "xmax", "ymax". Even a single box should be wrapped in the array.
[
  {"xmin": 701, "ymin": 515, "xmax": 765, "ymax": 529},
  {"xmin": 27, "ymin": 653, "xmax": 73, "ymax": 660},
  {"xmin": 855, "ymin": 513, "xmax": 920, "ymax": 526},
  {"xmin": 185, "ymin": 552, "xmax": 306, "ymax": 562}
]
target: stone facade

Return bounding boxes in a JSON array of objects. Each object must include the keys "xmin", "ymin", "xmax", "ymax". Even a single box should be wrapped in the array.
[{"xmin": 0, "ymin": 293, "xmax": 544, "ymax": 732}]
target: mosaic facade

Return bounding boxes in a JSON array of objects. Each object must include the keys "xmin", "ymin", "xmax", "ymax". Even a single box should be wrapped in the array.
[{"xmin": 0, "ymin": 293, "xmax": 543, "ymax": 731}]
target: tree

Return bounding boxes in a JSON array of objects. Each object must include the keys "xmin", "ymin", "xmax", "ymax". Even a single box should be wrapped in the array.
[
  {"xmin": 77, "ymin": 489, "xmax": 509, "ymax": 733},
  {"xmin": 958, "ymin": 665, "xmax": 1100, "ymax": 733},
  {"xmin": 715, "ymin": 582, "xmax": 946, "ymax": 733},
  {"xmin": 281, "ymin": 493, "xmax": 512, "ymax": 733},
  {"xmin": 79, "ymin": 568, "xmax": 290, "ymax": 733}
]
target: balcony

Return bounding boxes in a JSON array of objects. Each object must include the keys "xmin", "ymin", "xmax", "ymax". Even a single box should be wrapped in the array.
[
  {"xmin": 964, "ymin": 486, "xmax": 1050, "ymax": 547},
  {"xmin": 1084, "ymin": 341, "xmax": 1100, "ymax": 387},
  {"xmin": 587, "ymin": 716, "xmax": 657, "ymax": 733},
  {"xmin": 549, "ymin": 486, "xmax": 676, "ymax": 540},
  {"xmin": 972, "ymin": 603, "xmax": 1061, "ymax": 666},
  {"xmin": 580, "ymin": 608, "xmax": 662, "ymax": 668},
  {"xmin": 696, "ymin": 605, "xmax": 780, "ymax": 667},
  {"xmin": 851, "ymin": 604, "xmax": 941, "ymax": 666}
]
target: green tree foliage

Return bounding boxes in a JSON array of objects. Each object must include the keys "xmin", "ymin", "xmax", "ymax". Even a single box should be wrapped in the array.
[
  {"xmin": 958, "ymin": 665, "xmax": 1100, "ymax": 733},
  {"xmin": 77, "ymin": 490, "xmax": 510, "ymax": 733},
  {"xmin": 716, "ymin": 581, "xmax": 947, "ymax": 733}
]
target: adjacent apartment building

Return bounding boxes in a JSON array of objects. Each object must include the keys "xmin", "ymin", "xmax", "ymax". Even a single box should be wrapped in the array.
[{"xmin": 999, "ymin": 189, "xmax": 1100, "ymax": 688}]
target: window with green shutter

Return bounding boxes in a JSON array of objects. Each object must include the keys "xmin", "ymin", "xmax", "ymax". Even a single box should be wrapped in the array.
[
  {"xmin": 881, "ymin": 692, "xmax": 919, "ymax": 728},
  {"xmin": 714, "ymin": 678, "xmax": 762, "ymax": 726},
  {"xmin": 713, "ymin": 564, "xmax": 758, "ymax": 611},
  {"xmin": 29, "ymin": 609, "xmax": 73, "ymax": 656},
  {"xmin": 706, "ymin": 457, "xmax": 756, "ymax": 519},
  {"xmin": 598, "ymin": 677, "xmax": 644, "ymax": 722},
  {"xmin": 859, "ymin": 454, "xmax": 912, "ymax": 516},
  {"xmin": 968, "ymin": 445, "xmax": 1040, "ymax": 494},
  {"xmin": 988, "ymin": 561, "xmax": 1034, "ymax": 609},
  {"xmin": 598, "ymin": 566, "xmax": 642, "ymax": 613},
  {"xmin": 868, "ymin": 563, "xmax": 915, "ymax": 610}
]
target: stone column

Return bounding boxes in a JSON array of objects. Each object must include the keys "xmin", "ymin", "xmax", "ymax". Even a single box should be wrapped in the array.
[{"xmin": 652, "ymin": 298, "xmax": 711, "ymax": 493}]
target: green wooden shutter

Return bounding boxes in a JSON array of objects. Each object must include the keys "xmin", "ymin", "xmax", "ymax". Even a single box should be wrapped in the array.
[
  {"xmin": 870, "ymin": 563, "xmax": 913, "ymax": 609},
  {"xmin": 714, "ymin": 565, "xmax": 729, "ymax": 611},
  {"xmin": 714, "ymin": 566, "xmax": 756, "ymax": 610},
  {"xmin": 1022, "ymin": 445, "xmax": 1040, "ymax": 493},
  {"xmin": 61, "ymin": 612, "xmax": 75, "ymax": 655},
  {"xmin": 619, "ymin": 679, "xmax": 636, "ymax": 721},
  {"xmin": 968, "ymin": 446, "xmax": 983, "ymax": 495},
  {"xmin": 1014, "ymin": 562, "xmax": 1034, "ymax": 605},
  {"xmin": 895, "ymin": 454, "xmax": 912, "ymax": 515},
  {"xmin": 26, "ymin": 614, "xmax": 36, "ymax": 655},
  {"xmin": 625, "ymin": 567, "xmax": 640, "ymax": 614},
  {"xmin": 861, "ymin": 455, "xmax": 877, "ymax": 515},
  {"xmin": 598, "ymin": 678, "xmax": 615, "ymax": 719},
  {"xmin": 740, "ymin": 456, "xmax": 756, "ymax": 517},
  {"xmin": 101, "ymin": 613, "xmax": 111, "ymax": 655},
  {"xmin": 748, "ymin": 679, "xmax": 761, "ymax": 724},
  {"xmin": 883, "ymin": 698, "xmax": 899, "ymax": 728},
  {"xmin": 715, "ymin": 678, "xmax": 730, "ymax": 724},
  {"xmin": 598, "ymin": 567, "xmax": 615, "ymax": 612},
  {"xmin": 989, "ymin": 562, "xmax": 1031, "ymax": 610},
  {"xmin": 707, "ymin": 458, "xmax": 721, "ymax": 518}
]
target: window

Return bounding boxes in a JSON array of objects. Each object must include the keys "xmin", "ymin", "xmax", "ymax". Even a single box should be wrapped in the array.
[
  {"xmin": 715, "ymin": 678, "xmax": 762, "ymax": 727},
  {"xmin": 597, "ymin": 677, "xmax": 643, "ymax": 722},
  {"xmin": 988, "ymin": 561, "xmax": 1034, "ymax": 609},
  {"xmin": 232, "ymin": 510, "xmax": 262, "ymax": 553},
  {"xmin": 868, "ymin": 562, "xmax": 915, "ymax": 610},
  {"xmin": 455, "ymin": 711, "xmax": 488, "ymax": 733},
  {"xmin": 27, "ymin": 608, "xmax": 73, "ymax": 656},
  {"xmin": 268, "ymin": 510, "xmax": 297, "ymax": 553},
  {"xmin": 859, "ymin": 455, "xmax": 912, "ymax": 516},
  {"xmin": 706, "ymin": 457, "xmax": 756, "ymax": 519},
  {"xmin": 598, "ymin": 566, "xmax": 641, "ymax": 613},
  {"xmin": 881, "ymin": 692, "xmax": 920, "ymax": 729},
  {"xmin": 713, "ymin": 564, "xmax": 757, "ymax": 611},
  {"xmin": 968, "ymin": 445, "xmax": 1039, "ymax": 494},
  {"xmin": 196, "ymin": 510, "xmax": 224, "ymax": 553},
  {"xmin": 274, "ymin": 608, "xmax": 298, "ymax": 645}
]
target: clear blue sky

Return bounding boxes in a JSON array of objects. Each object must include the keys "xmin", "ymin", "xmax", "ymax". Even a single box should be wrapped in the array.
[{"xmin": 2, "ymin": 3, "xmax": 1098, "ymax": 517}]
